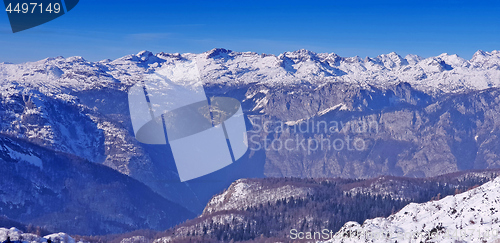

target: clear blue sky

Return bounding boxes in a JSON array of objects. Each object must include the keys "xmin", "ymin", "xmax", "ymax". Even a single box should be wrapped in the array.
[{"xmin": 0, "ymin": 0, "xmax": 499, "ymax": 63}]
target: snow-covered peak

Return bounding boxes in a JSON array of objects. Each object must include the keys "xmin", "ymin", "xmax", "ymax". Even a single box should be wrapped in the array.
[
  {"xmin": 373, "ymin": 52, "xmax": 409, "ymax": 69},
  {"xmin": 473, "ymin": 50, "xmax": 488, "ymax": 59},
  {"xmin": 203, "ymin": 179, "xmax": 313, "ymax": 215},
  {"xmin": 437, "ymin": 53, "xmax": 469, "ymax": 68},
  {"xmin": 405, "ymin": 54, "xmax": 424, "ymax": 65},
  {"xmin": 205, "ymin": 48, "xmax": 234, "ymax": 59},
  {"xmin": 112, "ymin": 50, "xmax": 162, "ymax": 65},
  {"xmin": 281, "ymin": 49, "xmax": 318, "ymax": 61},
  {"xmin": 471, "ymin": 50, "xmax": 500, "ymax": 69},
  {"xmin": 1, "ymin": 49, "xmax": 500, "ymax": 96},
  {"xmin": 419, "ymin": 56, "xmax": 454, "ymax": 73},
  {"xmin": 329, "ymin": 176, "xmax": 500, "ymax": 243},
  {"xmin": 44, "ymin": 233, "xmax": 75, "ymax": 243}
]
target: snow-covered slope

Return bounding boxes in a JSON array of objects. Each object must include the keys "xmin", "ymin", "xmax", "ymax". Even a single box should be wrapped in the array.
[
  {"xmin": 330, "ymin": 176, "xmax": 500, "ymax": 243},
  {"xmin": 1, "ymin": 48, "xmax": 500, "ymax": 214},
  {"xmin": 0, "ymin": 227, "xmax": 75, "ymax": 243},
  {"xmin": 0, "ymin": 135, "xmax": 195, "ymax": 235},
  {"xmin": 146, "ymin": 172, "xmax": 500, "ymax": 242},
  {"xmin": 203, "ymin": 178, "xmax": 313, "ymax": 214}
]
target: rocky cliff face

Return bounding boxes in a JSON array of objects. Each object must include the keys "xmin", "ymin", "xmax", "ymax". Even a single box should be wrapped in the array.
[{"xmin": 243, "ymin": 83, "xmax": 500, "ymax": 179}]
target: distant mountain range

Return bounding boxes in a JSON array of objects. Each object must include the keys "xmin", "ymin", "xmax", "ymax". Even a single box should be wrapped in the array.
[{"xmin": 1, "ymin": 49, "xmax": 499, "ymax": 235}]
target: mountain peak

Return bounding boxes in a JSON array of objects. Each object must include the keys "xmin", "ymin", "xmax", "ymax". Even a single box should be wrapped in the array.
[
  {"xmin": 64, "ymin": 56, "xmax": 86, "ymax": 63},
  {"xmin": 387, "ymin": 51, "xmax": 399, "ymax": 57},
  {"xmin": 282, "ymin": 49, "xmax": 318, "ymax": 61},
  {"xmin": 473, "ymin": 49, "xmax": 488, "ymax": 57},
  {"xmin": 137, "ymin": 50, "xmax": 153, "ymax": 57},
  {"xmin": 404, "ymin": 54, "xmax": 424, "ymax": 65},
  {"xmin": 292, "ymin": 49, "xmax": 316, "ymax": 55},
  {"xmin": 375, "ymin": 52, "xmax": 408, "ymax": 68},
  {"xmin": 136, "ymin": 50, "xmax": 154, "ymax": 61},
  {"xmin": 206, "ymin": 48, "xmax": 233, "ymax": 59}
]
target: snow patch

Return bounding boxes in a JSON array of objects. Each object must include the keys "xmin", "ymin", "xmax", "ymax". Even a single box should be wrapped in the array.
[{"xmin": 6, "ymin": 146, "xmax": 43, "ymax": 169}]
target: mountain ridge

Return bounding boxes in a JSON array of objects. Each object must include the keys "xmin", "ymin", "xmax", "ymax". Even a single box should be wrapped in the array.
[
  {"xmin": 0, "ymin": 133, "xmax": 195, "ymax": 235},
  {"xmin": 2, "ymin": 48, "xmax": 500, "ymax": 94},
  {"xmin": 1, "ymin": 48, "xmax": 500, "ymax": 215}
]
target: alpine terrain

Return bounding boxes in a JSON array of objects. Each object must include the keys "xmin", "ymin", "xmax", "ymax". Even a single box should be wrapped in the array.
[{"xmin": 0, "ymin": 48, "xmax": 499, "ymax": 236}]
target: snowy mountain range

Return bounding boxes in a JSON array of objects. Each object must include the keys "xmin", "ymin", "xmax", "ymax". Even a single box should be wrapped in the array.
[
  {"xmin": 1, "ymin": 48, "xmax": 500, "ymax": 235},
  {"xmin": 2, "ymin": 49, "xmax": 499, "ymax": 94}
]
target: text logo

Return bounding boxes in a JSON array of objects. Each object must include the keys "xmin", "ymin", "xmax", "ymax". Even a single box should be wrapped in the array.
[
  {"xmin": 4, "ymin": 0, "xmax": 79, "ymax": 33},
  {"xmin": 128, "ymin": 61, "xmax": 248, "ymax": 181}
]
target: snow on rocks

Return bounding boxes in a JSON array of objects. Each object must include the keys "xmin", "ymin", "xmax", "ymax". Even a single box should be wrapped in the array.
[
  {"xmin": 2, "ymin": 49, "xmax": 500, "ymax": 99},
  {"xmin": 0, "ymin": 227, "xmax": 76, "ymax": 243},
  {"xmin": 327, "ymin": 176, "xmax": 500, "ymax": 243}
]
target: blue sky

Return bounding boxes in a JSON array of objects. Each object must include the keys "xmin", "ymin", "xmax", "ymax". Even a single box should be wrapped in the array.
[{"xmin": 0, "ymin": 0, "xmax": 499, "ymax": 63}]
